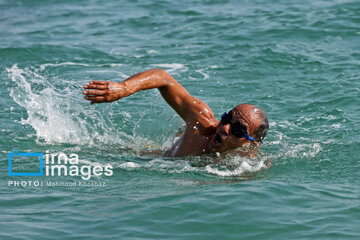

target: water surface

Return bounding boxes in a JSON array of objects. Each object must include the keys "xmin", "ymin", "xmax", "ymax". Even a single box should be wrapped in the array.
[{"xmin": 1, "ymin": 0, "xmax": 359, "ymax": 239}]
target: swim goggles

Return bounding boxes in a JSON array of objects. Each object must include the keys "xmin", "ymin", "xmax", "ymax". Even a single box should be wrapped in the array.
[{"xmin": 220, "ymin": 111, "xmax": 255, "ymax": 142}]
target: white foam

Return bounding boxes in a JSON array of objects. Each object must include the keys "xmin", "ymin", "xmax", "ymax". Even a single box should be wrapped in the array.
[
  {"xmin": 111, "ymin": 152, "xmax": 268, "ymax": 177},
  {"xmin": 275, "ymin": 143, "xmax": 322, "ymax": 159},
  {"xmin": 118, "ymin": 162, "xmax": 140, "ymax": 169},
  {"xmin": 205, "ymin": 159, "xmax": 265, "ymax": 177}
]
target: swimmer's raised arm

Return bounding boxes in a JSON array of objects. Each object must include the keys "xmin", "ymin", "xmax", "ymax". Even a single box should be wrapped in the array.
[{"xmin": 83, "ymin": 69, "xmax": 216, "ymax": 127}]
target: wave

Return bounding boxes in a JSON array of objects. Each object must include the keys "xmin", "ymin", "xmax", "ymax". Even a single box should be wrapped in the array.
[{"xmin": 6, "ymin": 64, "xmax": 150, "ymax": 149}]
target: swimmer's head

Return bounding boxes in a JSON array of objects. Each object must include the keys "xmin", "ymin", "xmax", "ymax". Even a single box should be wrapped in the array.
[{"xmin": 208, "ymin": 103, "xmax": 269, "ymax": 153}]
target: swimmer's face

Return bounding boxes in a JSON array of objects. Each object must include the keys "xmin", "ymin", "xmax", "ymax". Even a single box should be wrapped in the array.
[{"xmin": 208, "ymin": 111, "xmax": 252, "ymax": 153}]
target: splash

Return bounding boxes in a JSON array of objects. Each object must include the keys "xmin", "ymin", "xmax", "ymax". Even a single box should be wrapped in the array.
[
  {"xmin": 114, "ymin": 152, "xmax": 269, "ymax": 178},
  {"xmin": 265, "ymin": 119, "xmax": 324, "ymax": 163},
  {"xmin": 7, "ymin": 65, "xmax": 84, "ymax": 143},
  {"xmin": 6, "ymin": 64, "xmax": 153, "ymax": 151}
]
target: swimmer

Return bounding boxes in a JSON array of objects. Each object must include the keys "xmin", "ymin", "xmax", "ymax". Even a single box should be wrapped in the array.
[{"xmin": 83, "ymin": 69, "xmax": 269, "ymax": 157}]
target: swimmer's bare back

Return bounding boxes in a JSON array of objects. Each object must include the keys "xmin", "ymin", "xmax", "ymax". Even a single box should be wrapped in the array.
[{"xmin": 83, "ymin": 69, "xmax": 219, "ymax": 156}]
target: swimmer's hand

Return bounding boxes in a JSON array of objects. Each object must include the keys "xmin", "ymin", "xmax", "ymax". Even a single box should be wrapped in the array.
[{"xmin": 83, "ymin": 81, "xmax": 126, "ymax": 104}]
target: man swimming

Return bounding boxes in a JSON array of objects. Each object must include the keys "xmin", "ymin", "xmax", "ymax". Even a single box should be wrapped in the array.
[{"xmin": 83, "ymin": 69, "xmax": 269, "ymax": 157}]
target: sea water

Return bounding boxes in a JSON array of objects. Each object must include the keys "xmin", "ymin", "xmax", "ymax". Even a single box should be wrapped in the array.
[{"xmin": 0, "ymin": 0, "xmax": 359, "ymax": 239}]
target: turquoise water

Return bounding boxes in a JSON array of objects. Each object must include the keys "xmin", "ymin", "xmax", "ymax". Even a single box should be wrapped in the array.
[{"xmin": 1, "ymin": 0, "xmax": 360, "ymax": 239}]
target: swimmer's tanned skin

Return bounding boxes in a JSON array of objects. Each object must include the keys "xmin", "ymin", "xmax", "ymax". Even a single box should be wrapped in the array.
[{"xmin": 83, "ymin": 69, "xmax": 269, "ymax": 157}]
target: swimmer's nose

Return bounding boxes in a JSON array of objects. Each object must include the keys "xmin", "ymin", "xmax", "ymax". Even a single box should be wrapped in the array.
[{"xmin": 222, "ymin": 124, "xmax": 231, "ymax": 135}]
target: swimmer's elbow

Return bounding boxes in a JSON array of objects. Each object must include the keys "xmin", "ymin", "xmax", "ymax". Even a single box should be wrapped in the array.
[
  {"xmin": 148, "ymin": 68, "xmax": 177, "ymax": 88},
  {"xmin": 148, "ymin": 68, "xmax": 169, "ymax": 79}
]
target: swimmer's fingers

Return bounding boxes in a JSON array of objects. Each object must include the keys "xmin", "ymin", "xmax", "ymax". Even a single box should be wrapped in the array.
[
  {"xmin": 83, "ymin": 84, "xmax": 108, "ymax": 90},
  {"xmin": 90, "ymin": 81, "xmax": 111, "ymax": 85},
  {"xmin": 83, "ymin": 90, "xmax": 107, "ymax": 96},
  {"xmin": 84, "ymin": 80, "xmax": 112, "ymax": 89}
]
